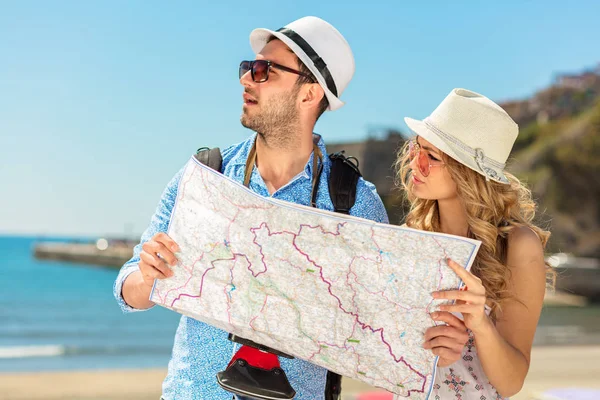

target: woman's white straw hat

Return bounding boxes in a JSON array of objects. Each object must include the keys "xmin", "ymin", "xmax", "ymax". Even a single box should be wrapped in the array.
[{"xmin": 405, "ymin": 88, "xmax": 519, "ymax": 184}]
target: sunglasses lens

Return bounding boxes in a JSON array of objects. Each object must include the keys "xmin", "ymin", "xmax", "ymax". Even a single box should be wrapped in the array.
[
  {"xmin": 418, "ymin": 149, "xmax": 430, "ymax": 177},
  {"xmin": 408, "ymin": 141, "xmax": 416, "ymax": 159},
  {"xmin": 239, "ymin": 61, "xmax": 251, "ymax": 79},
  {"xmin": 408, "ymin": 141, "xmax": 429, "ymax": 177},
  {"xmin": 252, "ymin": 60, "xmax": 269, "ymax": 83}
]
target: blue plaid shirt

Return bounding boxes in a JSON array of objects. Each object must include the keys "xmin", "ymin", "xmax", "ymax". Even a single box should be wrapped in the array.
[{"xmin": 114, "ymin": 133, "xmax": 389, "ymax": 400}]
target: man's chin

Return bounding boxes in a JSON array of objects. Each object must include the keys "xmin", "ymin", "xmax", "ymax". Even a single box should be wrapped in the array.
[{"xmin": 240, "ymin": 115, "xmax": 255, "ymax": 130}]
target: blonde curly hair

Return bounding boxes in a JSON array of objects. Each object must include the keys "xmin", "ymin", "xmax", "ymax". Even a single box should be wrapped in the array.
[{"xmin": 395, "ymin": 139, "xmax": 553, "ymax": 319}]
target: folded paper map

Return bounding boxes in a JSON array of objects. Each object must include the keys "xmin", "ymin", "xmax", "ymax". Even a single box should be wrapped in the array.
[{"xmin": 150, "ymin": 157, "xmax": 481, "ymax": 398}]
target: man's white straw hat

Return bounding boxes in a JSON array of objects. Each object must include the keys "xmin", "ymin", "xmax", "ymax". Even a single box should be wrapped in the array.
[{"xmin": 249, "ymin": 16, "xmax": 354, "ymax": 111}]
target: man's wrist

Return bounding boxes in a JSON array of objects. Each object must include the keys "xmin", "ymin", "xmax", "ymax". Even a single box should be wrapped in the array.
[
  {"xmin": 122, "ymin": 270, "xmax": 155, "ymax": 308},
  {"xmin": 136, "ymin": 273, "xmax": 154, "ymax": 298}
]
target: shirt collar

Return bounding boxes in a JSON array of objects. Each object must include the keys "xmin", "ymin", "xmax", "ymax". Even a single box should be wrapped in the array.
[{"xmin": 231, "ymin": 133, "xmax": 328, "ymax": 178}]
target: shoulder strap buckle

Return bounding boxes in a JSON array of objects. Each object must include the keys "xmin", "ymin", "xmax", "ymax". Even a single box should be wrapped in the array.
[{"xmin": 195, "ymin": 147, "xmax": 223, "ymax": 172}]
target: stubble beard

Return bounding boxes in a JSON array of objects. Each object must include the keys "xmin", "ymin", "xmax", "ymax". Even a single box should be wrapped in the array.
[{"xmin": 240, "ymin": 86, "xmax": 301, "ymax": 149}]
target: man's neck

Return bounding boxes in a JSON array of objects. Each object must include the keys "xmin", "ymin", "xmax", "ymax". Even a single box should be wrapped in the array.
[
  {"xmin": 437, "ymin": 197, "xmax": 469, "ymax": 237},
  {"xmin": 254, "ymin": 129, "xmax": 315, "ymax": 195}
]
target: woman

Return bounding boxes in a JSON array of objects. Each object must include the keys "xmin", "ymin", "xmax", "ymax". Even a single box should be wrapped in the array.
[{"xmin": 396, "ymin": 88, "xmax": 552, "ymax": 399}]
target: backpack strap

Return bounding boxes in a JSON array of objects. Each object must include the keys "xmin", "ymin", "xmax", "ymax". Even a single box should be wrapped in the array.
[
  {"xmin": 324, "ymin": 370, "xmax": 342, "ymax": 400},
  {"xmin": 324, "ymin": 150, "xmax": 361, "ymax": 400},
  {"xmin": 327, "ymin": 151, "xmax": 361, "ymax": 214},
  {"xmin": 194, "ymin": 147, "xmax": 223, "ymax": 172}
]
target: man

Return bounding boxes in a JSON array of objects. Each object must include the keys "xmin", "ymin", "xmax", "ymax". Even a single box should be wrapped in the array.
[{"xmin": 114, "ymin": 16, "xmax": 388, "ymax": 399}]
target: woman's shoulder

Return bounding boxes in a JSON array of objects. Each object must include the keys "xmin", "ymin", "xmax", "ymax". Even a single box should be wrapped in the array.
[
  {"xmin": 508, "ymin": 224, "xmax": 540, "ymax": 241},
  {"xmin": 506, "ymin": 225, "xmax": 545, "ymax": 269}
]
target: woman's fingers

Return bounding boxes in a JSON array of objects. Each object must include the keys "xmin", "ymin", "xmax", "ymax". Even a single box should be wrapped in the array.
[
  {"xmin": 424, "ymin": 324, "xmax": 469, "ymax": 343},
  {"xmin": 430, "ymin": 311, "xmax": 467, "ymax": 330},
  {"xmin": 432, "ymin": 347, "xmax": 462, "ymax": 362},
  {"xmin": 424, "ymin": 336, "xmax": 466, "ymax": 352},
  {"xmin": 438, "ymin": 303, "xmax": 482, "ymax": 314},
  {"xmin": 432, "ymin": 290, "xmax": 485, "ymax": 303},
  {"xmin": 445, "ymin": 258, "xmax": 483, "ymax": 288}
]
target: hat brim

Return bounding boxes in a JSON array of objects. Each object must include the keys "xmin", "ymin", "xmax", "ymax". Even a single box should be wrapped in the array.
[
  {"xmin": 249, "ymin": 28, "xmax": 344, "ymax": 111},
  {"xmin": 404, "ymin": 117, "xmax": 510, "ymax": 184}
]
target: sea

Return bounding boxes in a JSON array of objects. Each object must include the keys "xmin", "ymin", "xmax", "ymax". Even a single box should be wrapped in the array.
[
  {"xmin": 1, "ymin": 235, "xmax": 599, "ymax": 373},
  {"xmin": 0, "ymin": 235, "xmax": 181, "ymax": 372}
]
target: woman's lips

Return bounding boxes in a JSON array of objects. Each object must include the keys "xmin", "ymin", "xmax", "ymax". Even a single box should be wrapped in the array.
[{"xmin": 412, "ymin": 174, "xmax": 424, "ymax": 185}]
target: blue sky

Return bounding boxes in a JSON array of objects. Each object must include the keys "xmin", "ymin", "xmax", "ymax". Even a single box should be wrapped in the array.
[{"xmin": 2, "ymin": 1, "xmax": 599, "ymax": 237}]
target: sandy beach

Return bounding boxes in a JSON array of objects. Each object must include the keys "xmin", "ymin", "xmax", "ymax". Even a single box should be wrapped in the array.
[{"xmin": 1, "ymin": 346, "xmax": 598, "ymax": 400}]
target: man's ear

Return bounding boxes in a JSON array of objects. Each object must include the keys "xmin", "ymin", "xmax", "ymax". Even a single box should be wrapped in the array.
[{"xmin": 299, "ymin": 83, "xmax": 325, "ymax": 111}]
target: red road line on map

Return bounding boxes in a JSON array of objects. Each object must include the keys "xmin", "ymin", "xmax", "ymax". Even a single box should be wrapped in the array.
[
  {"xmin": 297, "ymin": 222, "xmax": 345, "ymax": 237},
  {"xmin": 348, "ymin": 271, "xmax": 360, "ymax": 314},
  {"xmin": 161, "ymin": 252, "xmax": 206, "ymax": 304},
  {"xmin": 307, "ymin": 341, "xmax": 351, "ymax": 362},
  {"xmin": 247, "ymin": 222, "xmax": 346, "ymax": 277},
  {"xmin": 249, "ymin": 295, "xmax": 269, "ymax": 330},
  {"xmin": 249, "ymin": 222, "xmax": 291, "ymax": 277},
  {"xmin": 169, "ymin": 261, "xmax": 216, "ymax": 307},
  {"xmin": 291, "ymin": 237, "xmax": 428, "ymax": 394}
]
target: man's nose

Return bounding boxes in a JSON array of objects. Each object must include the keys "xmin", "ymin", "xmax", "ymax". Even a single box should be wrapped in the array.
[{"xmin": 240, "ymin": 70, "xmax": 254, "ymax": 88}]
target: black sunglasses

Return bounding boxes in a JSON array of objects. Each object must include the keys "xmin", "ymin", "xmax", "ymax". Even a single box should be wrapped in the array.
[{"xmin": 239, "ymin": 60, "xmax": 314, "ymax": 83}]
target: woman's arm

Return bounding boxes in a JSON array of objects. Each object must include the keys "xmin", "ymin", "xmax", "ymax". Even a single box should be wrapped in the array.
[
  {"xmin": 433, "ymin": 226, "xmax": 547, "ymax": 397},
  {"xmin": 474, "ymin": 226, "xmax": 546, "ymax": 396}
]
